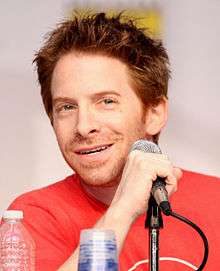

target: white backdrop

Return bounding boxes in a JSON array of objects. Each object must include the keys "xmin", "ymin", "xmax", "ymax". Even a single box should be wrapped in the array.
[{"xmin": 1, "ymin": 0, "xmax": 219, "ymax": 215}]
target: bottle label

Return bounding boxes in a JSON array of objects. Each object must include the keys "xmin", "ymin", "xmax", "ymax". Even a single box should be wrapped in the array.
[
  {"xmin": 0, "ymin": 240, "xmax": 34, "ymax": 270},
  {"xmin": 78, "ymin": 239, "xmax": 118, "ymax": 271}
]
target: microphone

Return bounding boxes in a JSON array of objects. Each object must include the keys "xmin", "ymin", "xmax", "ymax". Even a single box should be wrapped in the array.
[{"xmin": 131, "ymin": 139, "xmax": 172, "ymax": 215}]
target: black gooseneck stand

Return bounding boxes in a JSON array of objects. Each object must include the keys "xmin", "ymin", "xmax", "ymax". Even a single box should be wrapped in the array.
[{"xmin": 145, "ymin": 196, "xmax": 163, "ymax": 271}]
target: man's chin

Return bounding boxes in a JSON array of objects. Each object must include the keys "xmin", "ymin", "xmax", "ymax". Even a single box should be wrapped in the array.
[
  {"xmin": 77, "ymin": 173, "xmax": 121, "ymax": 188},
  {"xmin": 72, "ymin": 157, "xmax": 125, "ymax": 187}
]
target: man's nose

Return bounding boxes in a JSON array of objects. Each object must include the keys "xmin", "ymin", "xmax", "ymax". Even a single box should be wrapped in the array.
[{"xmin": 75, "ymin": 106, "xmax": 100, "ymax": 137}]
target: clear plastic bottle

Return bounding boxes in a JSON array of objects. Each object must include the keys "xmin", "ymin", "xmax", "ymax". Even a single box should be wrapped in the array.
[{"xmin": 0, "ymin": 210, "xmax": 35, "ymax": 271}]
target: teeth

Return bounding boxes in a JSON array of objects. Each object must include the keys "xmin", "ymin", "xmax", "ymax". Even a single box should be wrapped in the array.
[{"xmin": 79, "ymin": 146, "xmax": 108, "ymax": 154}]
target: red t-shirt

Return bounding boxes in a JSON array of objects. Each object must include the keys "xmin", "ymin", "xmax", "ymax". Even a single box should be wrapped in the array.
[{"xmin": 7, "ymin": 170, "xmax": 220, "ymax": 270}]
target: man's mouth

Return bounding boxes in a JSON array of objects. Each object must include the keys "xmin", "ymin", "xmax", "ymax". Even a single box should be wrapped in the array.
[{"xmin": 75, "ymin": 144, "xmax": 113, "ymax": 155}]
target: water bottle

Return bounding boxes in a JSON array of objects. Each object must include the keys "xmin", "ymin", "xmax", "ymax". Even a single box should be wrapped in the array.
[
  {"xmin": 0, "ymin": 210, "xmax": 35, "ymax": 271},
  {"xmin": 78, "ymin": 229, "xmax": 118, "ymax": 271}
]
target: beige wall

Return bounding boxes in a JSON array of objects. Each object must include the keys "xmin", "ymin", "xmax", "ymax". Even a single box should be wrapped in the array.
[{"xmin": 1, "ymin": 0, "xmax": 219, "ymax": 215}]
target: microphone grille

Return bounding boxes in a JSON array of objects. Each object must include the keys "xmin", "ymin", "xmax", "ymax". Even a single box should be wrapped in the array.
[{"xmin": 131, "ymin": 139, "xmax": 161, "ymax": 154}]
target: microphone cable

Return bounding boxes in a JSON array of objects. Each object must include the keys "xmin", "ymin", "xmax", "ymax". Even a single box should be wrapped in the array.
[{"xmin": 167, "ymin": 211, "xmax": 209, "ymax": 271}]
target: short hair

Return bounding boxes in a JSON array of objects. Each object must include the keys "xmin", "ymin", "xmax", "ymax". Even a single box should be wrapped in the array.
[{"xmin": 34, "ymin": 12, "xmax": 170, "ymax": 141}]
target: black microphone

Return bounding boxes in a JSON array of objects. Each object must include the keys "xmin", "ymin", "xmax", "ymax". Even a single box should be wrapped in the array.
[{"xmin": 131, "ymin": 139, "xmax": 172, "ymax": 215}]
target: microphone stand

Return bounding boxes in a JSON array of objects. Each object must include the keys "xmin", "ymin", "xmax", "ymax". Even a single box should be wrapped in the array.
[{"xmin": 145, "ymin": 196, "xmax": 163, "ymax": 271}]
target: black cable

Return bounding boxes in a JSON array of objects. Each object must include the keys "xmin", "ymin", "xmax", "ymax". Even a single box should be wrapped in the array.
[{"xmin": 169, "ymin": 211, "xmax": 209, "ymax": 271}]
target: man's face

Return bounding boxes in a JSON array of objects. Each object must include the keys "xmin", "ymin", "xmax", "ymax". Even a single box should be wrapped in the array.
[{"xmin": 51, "ymin": 53, "xmax": 150, "ymax": 187}]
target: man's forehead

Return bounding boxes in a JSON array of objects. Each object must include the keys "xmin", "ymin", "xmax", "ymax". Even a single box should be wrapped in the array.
[{"xmin": 51, "ymin": 53, "xmax": 134, "ymax": 98}]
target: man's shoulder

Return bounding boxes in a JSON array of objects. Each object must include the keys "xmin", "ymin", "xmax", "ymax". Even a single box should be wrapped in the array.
[
  {"xmin": 175, "ymin": 169, "xmax": 220, "ymax": 204},
  {"xmin": 7, "ymin": 174, "xmax": 104, "ymax": 229},
  {"xmin": 181, "ymin": 169, "xmax": 220, "ymax": 185},
  {"xmin": 8, "ymin": 174, "xmax": 80, "ymax": 209},
  {"xmin": 171, "ymin": 169, "xmax": 220, "ymax": 225}
]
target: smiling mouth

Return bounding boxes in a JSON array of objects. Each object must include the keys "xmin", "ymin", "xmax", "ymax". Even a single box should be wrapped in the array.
[{"xmin": 75, "ymin": 144, "xmax": 113, "ymax": 155}]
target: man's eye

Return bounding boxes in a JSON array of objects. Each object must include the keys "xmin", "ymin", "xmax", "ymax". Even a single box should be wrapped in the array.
[
  {"xmin": 63, "ymin": 104, "xmax": 74, "ymax": 111},
  {"xmin": 103, "ymin": 98, "xmax": 115, "ymax": 104},
  {"xmin": 55, "ymin": 104, "xmax": 75, "ymax": 113}
]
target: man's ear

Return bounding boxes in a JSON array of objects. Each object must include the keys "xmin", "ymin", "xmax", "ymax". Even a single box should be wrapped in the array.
[{"xmin": 144, "ymin": 98, "xmax": 168, "ymax": 136}]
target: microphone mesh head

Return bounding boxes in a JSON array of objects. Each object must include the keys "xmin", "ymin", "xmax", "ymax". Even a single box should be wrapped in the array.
[{"xmin": 130, "ymin": 139, "xmax": 161, "ymax": 154}]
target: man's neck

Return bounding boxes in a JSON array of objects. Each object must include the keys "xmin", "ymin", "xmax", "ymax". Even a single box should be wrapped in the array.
[{"xmin": 80, "ymin": 181, "xmax": 118, "ymax": 206}]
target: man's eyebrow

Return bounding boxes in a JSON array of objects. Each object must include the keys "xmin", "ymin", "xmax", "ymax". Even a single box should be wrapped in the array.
[
  {"xmin": 52, "ymin": 91, "xmax": 121, "ymax": 105},
  {"xmin": 90, "ymin": 90, "xmax": 121, "ymax": 99},
  {"xmin": 52, "ymin": 97, "xmax": 76, "ymax": 105}
]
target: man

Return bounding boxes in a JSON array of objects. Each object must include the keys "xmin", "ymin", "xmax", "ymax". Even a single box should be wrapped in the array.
[{"xmin": 8, "ymin": 12, "xmax": 220, "ymax": 270}]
